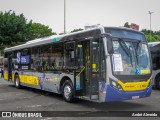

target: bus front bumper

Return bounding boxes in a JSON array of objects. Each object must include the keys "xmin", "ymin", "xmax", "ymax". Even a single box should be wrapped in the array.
[{"xmin": 105, "ymin": 85, "xmax": 152, "ymax": 102}]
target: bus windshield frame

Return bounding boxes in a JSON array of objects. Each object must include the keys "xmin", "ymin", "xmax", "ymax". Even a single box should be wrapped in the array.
[{"xmin": 105, "ymin": 28, "xmax": 146, "ymax": 41}]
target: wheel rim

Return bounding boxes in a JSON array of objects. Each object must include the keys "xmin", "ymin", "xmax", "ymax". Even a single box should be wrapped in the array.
[
  {"xmin": 15, "ymin": 77, "xmax": 19, "ymax": 87},
  {"xmin": 64, "ymin": 85, "xmax": 71, "ymax": 100}
]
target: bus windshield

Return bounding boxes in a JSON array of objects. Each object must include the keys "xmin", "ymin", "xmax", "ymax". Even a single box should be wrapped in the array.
[
  {"xmin": 105, "ymin": 28, "xmax": 150, "ymax": 75},
  {"xmin": 112, "ymin": 39, "xmax": 151, "ymax": 75}
]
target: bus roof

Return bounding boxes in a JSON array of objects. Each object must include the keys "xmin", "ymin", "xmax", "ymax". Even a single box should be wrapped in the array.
[
  {"xmin": 4, "ymin": 26, "xmax": 144, "ymax": 52},
  {"xmin": 4, "ymin": 27, "xmax": 103, "ymax": 52}
]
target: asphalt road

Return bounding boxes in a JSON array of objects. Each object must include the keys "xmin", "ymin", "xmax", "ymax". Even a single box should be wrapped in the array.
[{"xmin": 0, "ymin": 76, "xmax": 160, "ymax": 120}]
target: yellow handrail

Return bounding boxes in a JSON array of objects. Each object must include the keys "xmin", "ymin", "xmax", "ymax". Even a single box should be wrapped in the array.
[{"xmin": 76, "ymin": 66, "xmax": 85, "ymax": 77}]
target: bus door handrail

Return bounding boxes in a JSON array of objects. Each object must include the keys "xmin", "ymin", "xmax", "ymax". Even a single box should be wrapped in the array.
[{"xmin": 76, "ymin": 66, "xmax": 85, "ymax": 77}]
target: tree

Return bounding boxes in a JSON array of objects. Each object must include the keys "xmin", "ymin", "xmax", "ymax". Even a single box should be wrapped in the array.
[
  {"xmin": 141, "ymin": 29, "xmax": 160, "ymax": 42},
  {"xmin": 0, "ymin": 10, "xmax": 58, "ymax": 56},
  {"xmin": 124, "ymin": 22, "xmax": 130, "ymax": 28},
  {"xmin": 0, "ymin": 10, "xmax": 31, "ymax": 45},
  {"xmin": 27, "ymin": 23, "xmax": 56, "ymax": 40},
  {"xmin": 71, "ymin": 28, "xmax": 83, "ymax": 33},
  {"xmin": 0, "ymin": 10, "xmax": 56, "ymax": 54}
]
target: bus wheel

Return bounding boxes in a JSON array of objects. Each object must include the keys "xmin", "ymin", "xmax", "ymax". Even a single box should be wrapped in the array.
[
  {"xmin": 155, "ymin": 76, "xmax": 160, "ymax": 90},
  {"xmin": 14, "ymin": 75, "xmax": 21, "ymax": 89},
  {"xmin": 62, "ymin": 80, "xmax": 75, "ymax": 102}
]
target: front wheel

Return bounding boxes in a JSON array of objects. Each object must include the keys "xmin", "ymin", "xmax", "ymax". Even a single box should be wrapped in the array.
[
  {"xmin": 14, "ymin": 75, "xmax": 21, "ymax": 89},
  {"xmin": 62, "ymin": 80, "xmax": 75, "ymax": 102}
]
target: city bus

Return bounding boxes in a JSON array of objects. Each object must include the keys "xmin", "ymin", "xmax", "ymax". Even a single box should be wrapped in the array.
[
  {"xmin": 3, "ymin": 25, "xmax": 152, "ymax": 102},
  {"xmin": 148, "ymin": 42, "xmax": 160, "ymax": 89}
]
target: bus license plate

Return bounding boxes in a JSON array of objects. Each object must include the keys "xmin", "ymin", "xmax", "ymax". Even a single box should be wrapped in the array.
[{"xmin": 132, "ymin": 96, "xmax": 139, "ymax": 99}]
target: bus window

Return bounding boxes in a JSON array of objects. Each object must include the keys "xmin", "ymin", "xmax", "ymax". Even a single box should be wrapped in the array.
[
  {"xmin": 51, "ymin": 43, "xmax": 64, "ymax": 72},
  {"xmin": 19, "ymin": 48, "xmax": 31, "ymax": 71},
  {"xmin": 41, "ymin": 45, "xmax": 52, "ymax": 71},
  {"xmin": 4, "ymin": 52, "xmax": 8, "ymax": 69},
  {"xmin": 64, "ymin": 42, "xmax": 75, "ymax": 72},
  {"xmin": 31, "ymin": 47, "xmax": 41, "ymax": 71}
]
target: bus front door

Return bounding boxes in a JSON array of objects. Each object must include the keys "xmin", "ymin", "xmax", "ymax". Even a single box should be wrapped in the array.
[
  {"xmin": 75, "ymin": 39, "xmax": 100, "ymax": 100},
  {"xmin": 89, "ymin": 39, "xmax": 100, "ymax": 100}
]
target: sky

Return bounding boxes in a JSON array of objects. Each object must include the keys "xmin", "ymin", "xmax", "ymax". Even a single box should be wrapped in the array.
[{"xmin": 0, "ymin": 0, "xmax": 160, "ymax": 34}]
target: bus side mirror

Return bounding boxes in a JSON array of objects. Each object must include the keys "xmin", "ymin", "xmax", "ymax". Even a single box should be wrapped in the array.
[
  {"xmin": 101, "ymin": 33, "xmax": 113, "ymax": 54},
  {"xmin": 107, "ymin": 37, "xmax": 113, "ymax": 54},
  {"xmin": 106, "ymin": 34, "xmax": 114, "ymax": 54}
]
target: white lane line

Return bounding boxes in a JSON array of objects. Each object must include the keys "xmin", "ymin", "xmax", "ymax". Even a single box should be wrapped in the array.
[
  {"xmin": 25, "ymin": 104, "xmax": 42, "ymax": 108},
  {"xmin": 40, "ymin": 118, "xmax": 53, "ymax": 120},
  {"xmin": 17, "ymin": 104, "xmax": 42, "ymax": 109}
]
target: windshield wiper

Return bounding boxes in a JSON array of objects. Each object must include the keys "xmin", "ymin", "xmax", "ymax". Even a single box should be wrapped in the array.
[
  {"xmin": 135, "ymin": 41, "xmax": 142, "ymax": 67},
  {"xmin": 118, "ymin": 38, "xmax": 133, "ymax": 67},
  {"xmin": 118, "ymin": 38, "xmax": 131, "ymax": 57},
  {"xmin": 137, "ymin": 41, "xmax": 142, "ymax": 56}
]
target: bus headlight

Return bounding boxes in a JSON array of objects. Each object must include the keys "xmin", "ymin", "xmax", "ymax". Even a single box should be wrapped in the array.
[{"xmin": 109, "ymin": 78, "xmax": 123, "ymax": 91}]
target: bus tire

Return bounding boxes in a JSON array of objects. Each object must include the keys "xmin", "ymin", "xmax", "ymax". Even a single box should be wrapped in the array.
[
  {"xmin": 62, "ymin": 80, "xmax": 75, "ymax": 102},
  {"xmin": 14, "ymin": 75, "xmax": 21, "ymax": 89},
  {"xmin": 155, "ymin": 75, "xmax": 160, "ymax": 90}
]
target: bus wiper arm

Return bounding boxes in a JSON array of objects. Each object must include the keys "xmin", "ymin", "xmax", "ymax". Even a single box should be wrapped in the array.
[
  {"xmin": 137, "ymin": 41, "xmax": 142, "ymax": 56},
  {"xmin": 118, "ymin": 38, "xmax": 131, "ymax": 57},
  {"xmin": 118, "ymin": 38, "xmax": 133, "ymax": 67}
]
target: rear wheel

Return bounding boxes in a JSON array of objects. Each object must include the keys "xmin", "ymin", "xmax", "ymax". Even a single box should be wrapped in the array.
[
  {"xmin": 62, "ymin": 80, "xmax": 75, "ymax": 102},
  {"xmin": 155, "ymin": 75, "xmax": 160, "ymax": 90},
  {"xmin": 14, "ymin": 75, "xmax": 21, "ymax": 89}
]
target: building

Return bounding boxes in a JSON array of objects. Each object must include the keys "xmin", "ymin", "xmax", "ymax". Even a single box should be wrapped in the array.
[{"xmin": 130, "ymin": 23, "xmax": 139, "ymax": 31}]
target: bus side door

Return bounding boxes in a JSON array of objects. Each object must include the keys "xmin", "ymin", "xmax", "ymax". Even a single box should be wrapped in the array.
[{"xmin": 75, "ymin": 39, "xmax": 101, "ymax": 100}]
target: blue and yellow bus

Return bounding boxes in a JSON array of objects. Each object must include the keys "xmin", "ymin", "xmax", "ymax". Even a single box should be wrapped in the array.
[{"xmin": 3, "ymin": 25, "xmax": 152, "ymax": 102}]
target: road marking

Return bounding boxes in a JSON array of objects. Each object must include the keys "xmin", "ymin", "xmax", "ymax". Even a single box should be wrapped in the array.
[
  {"xmin": 40, "ymin": 118, "xmax": 53, "ymax": 120},
  {"xmin": 16, "ymin": 93, "xmax": 24, "ymax": 96},
  {"xmin": 23, "ymin": 96, "xmax": 35, "ymax": 99},
  {"xmin": 17, "ymin": 104, "xmax": 42, "ymax": 109},
  {"xmin": 25, "ymin": 104, "xmax": 42, "ymax": 108}
]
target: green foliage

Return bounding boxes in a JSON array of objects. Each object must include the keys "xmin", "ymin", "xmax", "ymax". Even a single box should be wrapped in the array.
[
  {"xmin": 0, "ymin": 10, "xmax": 56, "ymax": 54},
  {"xmin": 0, "ymin": 11, "xmax": 30, "ymax": 45},
  {"xmin": 27, "ymin": 23, "xmax": 56, "ymax": 40},
  {"xmin": 0, "ymin": 11, "xmax": 56, "ymax": 45},
  {"xmin": 71, "ymin": 28, "xmax": 83, "ymax": 33},
  {"xmin": 124, "ymin": 22, "xmax": 130, "ymax": 28},
  {"xmin": 141, "ymin": 29, "xmax": 160, "ymax": 42}
]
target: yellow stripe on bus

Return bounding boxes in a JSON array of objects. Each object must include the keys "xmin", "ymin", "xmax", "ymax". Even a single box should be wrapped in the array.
[
  {"xmin": 4, "ymin": 73, "xmax": 39, "ymax": 85},
  {"xmin": 19, "ymin": 75, "xmax": 39, "ymax": 85},
  {"xmin": 118, "ymin": 79, "xmax": 150, "ymax": 92},
  {"xmin": 12, "ymin": 74, "xmax": 14, "ymax": 81},
  {"xmin": 4, "ymin": 73, "xmax": 8, "ymax": 80},
  {"xmin": 140, "ymin": 69, "xmax": 151, "ymax": 74}
]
